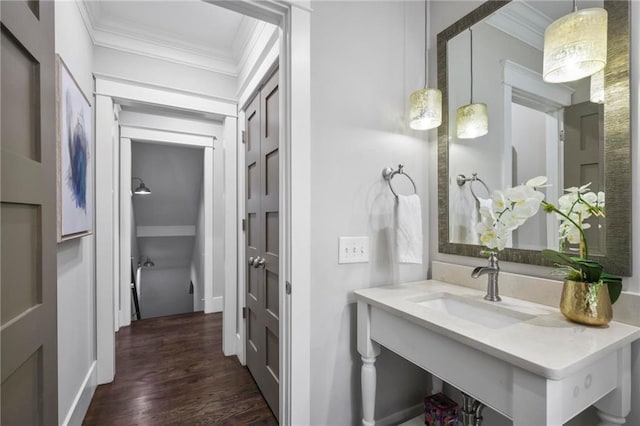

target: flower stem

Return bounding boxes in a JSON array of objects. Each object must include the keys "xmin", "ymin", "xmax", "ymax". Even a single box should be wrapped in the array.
[{"xmin": 541, "ymin": 201, "xmax": 589, "ymax": 258}]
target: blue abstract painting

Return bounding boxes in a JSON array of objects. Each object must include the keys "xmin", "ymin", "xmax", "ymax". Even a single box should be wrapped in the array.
[{"xmin": 58, "ymin": 56, "xmax": 93, "ymax": 241}]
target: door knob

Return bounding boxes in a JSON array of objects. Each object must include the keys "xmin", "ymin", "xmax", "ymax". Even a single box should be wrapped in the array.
[
  {"xmin": 255, "ymin": 257, "xmax": 266, "ymax": 268},
  {"xmin": 249, "ymin": 256, "xmax": 255, "ymax": 266}
]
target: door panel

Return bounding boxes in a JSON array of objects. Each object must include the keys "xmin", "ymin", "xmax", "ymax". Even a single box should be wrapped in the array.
[
  {"xmin": 1, "ymin": 1, "xmax": 58, "ymax": 423},
  {"xmin": 245, "ymin": 70, "xmax": 279, "ymax": 421}
]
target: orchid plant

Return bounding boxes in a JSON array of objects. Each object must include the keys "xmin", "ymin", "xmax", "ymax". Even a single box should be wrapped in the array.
[
  {"xmin": 475, "ymin": 176, "xmax": 547, "ymax": 252},
  {"xmin": 541, "ymin": 183, "xmax": 622, "ymax": 304}
]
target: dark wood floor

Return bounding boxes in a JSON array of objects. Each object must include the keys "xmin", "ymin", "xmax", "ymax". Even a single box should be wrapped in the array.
[{"xmin": 83, "ymin": 312, "xmax": 277, "ymax": 425}]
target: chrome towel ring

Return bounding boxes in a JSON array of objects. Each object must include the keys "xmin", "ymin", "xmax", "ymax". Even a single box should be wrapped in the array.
[
  {"xmin": 456, "ymin": 173, "xmax": 490, "ymax": 203},
  {"xmin": 382, "ymin": 164, "xmax": 417, "ymax": 197}
]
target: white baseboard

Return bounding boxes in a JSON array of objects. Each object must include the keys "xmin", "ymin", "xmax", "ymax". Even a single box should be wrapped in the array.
[
  {"xmin": 62, "ymin": 361, "xmax": 97, "ymax": 426},
  {"xmin": 204, "ymin": 296, "xmax": 223, "ymax": 313},
  {"xmin": 377, "ymin": 403, "xmax": 424, "ymax": 426}
]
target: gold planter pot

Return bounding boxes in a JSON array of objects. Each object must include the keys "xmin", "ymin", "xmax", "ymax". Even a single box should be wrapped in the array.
[{"xmin": 560, "ymin": 280, "xmax": 612, "ymax": 326}]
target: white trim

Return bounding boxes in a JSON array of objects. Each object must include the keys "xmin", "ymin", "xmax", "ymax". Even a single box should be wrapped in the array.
[
  {"xmin": 136, "ymin": 226, "xmax": 196, "ymax": 238},
  {"xmin": 95, "ymin": 94, "xmax": 115, "ymax": 384},
  {"xmin": 223, "ymin": 116, "xmax": 238, "ymax": 356},
  {"xmin": 502, "ymin": 60, "xmax": 574, "ymax": 111},
  {"xmin": 118, "ymin": 111, "xmax": 221, "ymax": 137},
  {"xmin": 287, "ymin": 5, "xmax": 312, "ymax": 424},
  {"xmin": 378, "ymin": 403, "xmax": 424, "ymax": 426},
  {"xmin": 92, "ymin": 28, "xmax": 237, "ymax": 76},
  {"xmin": 205, "ymin": 296, "xmax": 224, "ymax": 313},
  {"xmin": 61, "ymin": 361, "xmax": 97, "ymax": 426},
  {"xmin": 485, "ymin": 1, "xmax": 552, "ymax": 52},
  {"xmin": 236, "ymin": 25, "xmax": 280, "ymax": 100},
  {"xmin": 238, "ymin": 37, "xmax": 279, "ymax": 109},
  {"xmin": 236, "ymin": 110, "xmax": 247, "ymax": 366},
  {"xmin": 120, "ymin": 126, "xmax": 214, "ymax": 148},
  {"xmin": 94, "ymin": 75, "xmax": 237, "ymax": 117},
  {"xmin": 235, "ymin": 332, "xmax": 245, "ymax": 365},
  {"xmin": 203, "ymin": 147, "xmax": 215, "ymax": 314},
  {"xmin": 119, "ymin": 137, "xmax": 132, "ymax": 329},
  {"xmin": 112, "ymin": 107, "xmax": 121, "ymax": 333}
]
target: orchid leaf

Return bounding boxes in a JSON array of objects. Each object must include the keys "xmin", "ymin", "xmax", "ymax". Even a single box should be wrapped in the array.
[
  {"xmin": 571, "ymin": 258, "xmax": 604, "ymax": 282},
  {"xmin": 541, "ymin": 249, "xmax": 575, "ymax": 267},
  {"xmin": 601, "ymin": 273, "xmax": 623, "ymax": 304}
]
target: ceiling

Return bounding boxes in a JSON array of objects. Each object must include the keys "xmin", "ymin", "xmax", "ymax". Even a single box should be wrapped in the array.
[{"xmin": 81, "ymin": 0, "xmax": 264, "ymax": 75}]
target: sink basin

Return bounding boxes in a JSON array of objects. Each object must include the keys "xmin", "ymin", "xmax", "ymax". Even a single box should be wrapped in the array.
[{"xmin": 415, "ymin": 293, "xmax": 535, "ymax": 329}]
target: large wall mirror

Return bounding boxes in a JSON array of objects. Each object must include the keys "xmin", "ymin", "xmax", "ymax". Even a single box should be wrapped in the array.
[{"xmin": 437, "ymin": 0, "xmax": 631, "ymax": 275}]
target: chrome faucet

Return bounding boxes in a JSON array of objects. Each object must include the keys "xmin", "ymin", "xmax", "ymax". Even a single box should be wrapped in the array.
[{"xmin": 472, "ymin": 252, "xmax": 501, "ymax": 302}]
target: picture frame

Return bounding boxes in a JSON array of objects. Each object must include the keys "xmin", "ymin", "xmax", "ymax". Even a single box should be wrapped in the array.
[{"xmin": 56, "ymin": 55, "xmax": 93, "ymax": 242}]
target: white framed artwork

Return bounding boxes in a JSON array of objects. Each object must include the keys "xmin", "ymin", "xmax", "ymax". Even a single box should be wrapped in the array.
[{"xmin": 56, "ymin": 55, "xmax": 93, "ymax": 242}]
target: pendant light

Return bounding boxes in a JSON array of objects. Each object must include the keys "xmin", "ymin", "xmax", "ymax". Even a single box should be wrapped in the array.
[
  {"xmin": 590, "ymin": 69, "xmax": 605, "ymax": 104},
  {"xmin": 456, "ymin": 28, "xmax": 488, "ymax": 139},
  {"xmin": 409, "ymin": 0, "xmax": 441, "ymax": 131},
  {"xmin": 542, "ymin": 0, "xmax": 607, "ymax": 83}
]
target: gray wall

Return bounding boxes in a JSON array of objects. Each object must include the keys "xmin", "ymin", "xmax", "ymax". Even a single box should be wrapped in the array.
[
  {"xmin": 140, "ymin": 268, "xmax": 193, "ymax": 319},
  {"xmin": 310, "ymin": 2, "xmax": 432, "ymax": 423},
  {"xmin": 55, "ymin": 2, "xmax": 96, "ymax": 423}
]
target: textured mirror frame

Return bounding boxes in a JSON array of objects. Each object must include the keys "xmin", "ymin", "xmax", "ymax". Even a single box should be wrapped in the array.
[{"xmin": 437, "ymin": 0, "xmax": 631, "ymax": 276}]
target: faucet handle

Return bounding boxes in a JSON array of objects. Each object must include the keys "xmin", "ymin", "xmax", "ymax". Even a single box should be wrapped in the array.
[{"xmin": 480, "ymin": 250, "xmax": 499, "ymax": 267}]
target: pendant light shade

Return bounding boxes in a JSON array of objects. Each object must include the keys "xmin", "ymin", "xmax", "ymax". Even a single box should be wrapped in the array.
[
  {"xmin": 457, "ymin": 103, "xmax": 488, "ymax": 139},
  {"xmin": 456, "ymin": 27, "xmax": 488, "ymax": 140},
  {"xmin": 409, "ymin": 87, "xmax": 442, "ymax": 130},
  {"xmin": 542, "ymin": 7, "xmax": 607, "ymax": 83},
  {"xmin": 409, "ymin": 0, "xmax": 441, "ymax": 131},
  {"xmin": 590, "ymin": 69, "xmax": 605, "ymax": 104}
]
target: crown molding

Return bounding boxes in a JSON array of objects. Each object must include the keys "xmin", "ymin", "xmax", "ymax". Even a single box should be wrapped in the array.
[
  {"xmin": 485, "ymin": 1, "xmax": 552, "ymax": 51},
  {"xmin": 93, "ymin": 27, "xmax": 238, "ymax": 76},
  {"xmin": 75, "ymin": 0, "xmax": 97, "ymax": 44},
  {"xmin": 78, "ymin": 0, "xmax": 248, "ymax": 77}
]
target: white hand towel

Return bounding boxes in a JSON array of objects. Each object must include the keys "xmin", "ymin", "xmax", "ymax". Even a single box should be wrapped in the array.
[{"xmin": 396, "ymin": 194, "xmax": 423, "ymax": 264}]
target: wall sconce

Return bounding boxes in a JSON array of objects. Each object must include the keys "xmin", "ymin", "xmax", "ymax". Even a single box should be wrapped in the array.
[
  {"xmin": 142, "ymin": 257, "xmax": 155, "ymax": 268},
  {"xmin": 542, "ymin": 1, "xmax": 607, "ymax": 83},
  {"xmin": 132, "ymin": 177, "xmax": 152, "ymax": 195},
  {"xmin": 456, "ymin": 28, "xmax": 488, "ymax": 139},
  {"xmin": 409, "ymin": 0, "xmax": 442, "ymax": 131}
]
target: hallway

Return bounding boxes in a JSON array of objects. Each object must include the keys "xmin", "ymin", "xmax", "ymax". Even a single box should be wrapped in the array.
[{"xmin": 83, "ymin": 312, "xmax": 277, "ymax": 425}]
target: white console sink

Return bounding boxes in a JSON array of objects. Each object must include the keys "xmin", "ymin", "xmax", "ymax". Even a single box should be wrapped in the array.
[
  {"xmin": 355, "ymin": 279, "xmax": 640, "ymax": 426},
  {"xmin": 415, "ymin": 292, "xmax": 534, "ymax": 329}
]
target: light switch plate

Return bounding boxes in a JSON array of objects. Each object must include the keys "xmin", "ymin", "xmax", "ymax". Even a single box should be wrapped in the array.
[{"xmin": 339, "ymin": 236, "xmax": 369, "ymax": 264}]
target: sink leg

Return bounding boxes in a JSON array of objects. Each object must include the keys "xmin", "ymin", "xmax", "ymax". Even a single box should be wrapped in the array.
[
  {"xmin": 594, "ymin": 347, "xmax": 631, "ymax": 426},
  {"xmin": 596, "ymin": 411, "xmax": 627, "ymax": 426},
  {"xmin": 361, "ymin": 355, "xmax": 378, "ymax": 426},
  {"xmin": 357, "ymin": 301, "xmax": 381, "ymax": 426}
]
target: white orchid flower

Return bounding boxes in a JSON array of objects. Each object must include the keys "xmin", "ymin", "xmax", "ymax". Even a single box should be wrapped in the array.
[
  {"xmin": 565, "ymin": 182, "xmax": 592, "ymax": 194},
  {"xmin": 491, "ymin": 190, "xmax": 507, "ymax": 212},
  {"xmin": 525, "ymin": 176, "xmax": 549, "ymax": 188},
  {"xmin": 597, "ymin": 191, "xmax": 605, "ymax": 207}
]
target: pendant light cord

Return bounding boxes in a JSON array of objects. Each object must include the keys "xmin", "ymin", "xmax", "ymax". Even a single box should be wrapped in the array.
[
  {"xmin": 470, "ymin": 28, "xmax": 474, "ymax": 104},
  {"xmin": 424, "ymin": 0, "xmax": 429, "ymax": 88}
]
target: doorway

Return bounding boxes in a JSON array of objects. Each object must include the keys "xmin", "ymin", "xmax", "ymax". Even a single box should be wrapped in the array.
[{"xmin": 93, "ymin": 3, "xmax": 312, "ymax": 423}]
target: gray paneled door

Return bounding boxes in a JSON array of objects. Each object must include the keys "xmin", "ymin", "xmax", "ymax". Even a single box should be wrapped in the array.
[
  {"xmin": 1, "ymin": 1, "xmax": 58, "ymax": 424},
  {"xmin": 245, "ymin": 69, "xmax": 279, "ymax": 420},
  {"xmin": 564, "ymin": 101, "xmax": 605, "ymax": 255}
]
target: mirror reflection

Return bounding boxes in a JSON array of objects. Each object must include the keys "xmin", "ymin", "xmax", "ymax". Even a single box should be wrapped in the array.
[{"xmin": 447, "ymin": 0, "xmax": 606, "ymax": 254}]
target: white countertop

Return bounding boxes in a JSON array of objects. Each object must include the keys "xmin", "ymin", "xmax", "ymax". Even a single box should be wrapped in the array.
[{"xmin": 354, "ymin": 280, "xmax": 640, "ymax": 380}]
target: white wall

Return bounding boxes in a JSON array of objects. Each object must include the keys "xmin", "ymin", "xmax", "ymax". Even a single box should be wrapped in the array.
[
  {"xmin": 429, "ymin": 1, "xmax": 640, "ymax": 424},
  {"xmin": 309, "ymin": 2, "xmax": 432, "ymax": 423},
  {"xmin": 54, "ymin": 2, "xmax": 97, "ymax": 424},
  {"xmin": 140, "ymin": 268, "xmax": 193, "ymax": 318}
]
